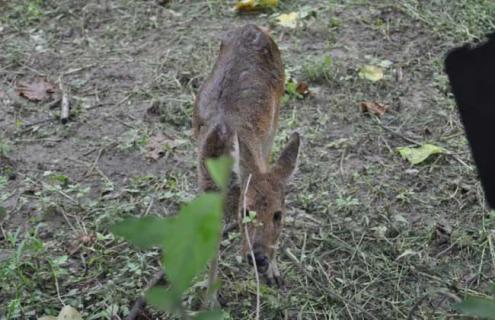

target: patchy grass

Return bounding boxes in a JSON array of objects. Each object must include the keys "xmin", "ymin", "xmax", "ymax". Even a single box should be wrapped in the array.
[{"xmin": 1, "ymin": 0, "xmax": 495, "ymax": 319}]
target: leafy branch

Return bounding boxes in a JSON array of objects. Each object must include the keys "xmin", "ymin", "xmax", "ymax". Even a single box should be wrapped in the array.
[{"xmin": 111, "ymin": 156, "xmax": 233, "ymax": 319}]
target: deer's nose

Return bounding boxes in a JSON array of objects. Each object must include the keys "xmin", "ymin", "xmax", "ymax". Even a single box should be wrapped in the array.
[{"xmin": 246, "ymin": 250, "xmax": 269, "ymax": 273}]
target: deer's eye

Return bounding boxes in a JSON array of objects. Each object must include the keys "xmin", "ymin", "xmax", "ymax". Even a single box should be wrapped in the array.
[{"xmin": 273, "ymin": 211, "xmax": 282, "ymax": 223}]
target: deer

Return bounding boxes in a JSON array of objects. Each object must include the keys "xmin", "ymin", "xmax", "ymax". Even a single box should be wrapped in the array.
[{"xmin": 193, "ymin": 24, "xmax": 301, "ymax": 288}]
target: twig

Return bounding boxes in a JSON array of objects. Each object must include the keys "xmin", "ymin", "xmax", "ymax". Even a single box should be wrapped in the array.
[
  {"xmin": 379, "ymin": 123, "xmax": 421, "ymax": 145},
  {"xmin": 243, "ymin": 174, "xmax": 260, "ymax": 320},
  {"xmin": 58, "ymin": 75, "xmax": 70, "ymax": 124},
  {"xmin": 339, "ymin": 147, "xmax": 346, "ymax": 179},
  {"xmin": 58, "ymin": 206, "xmax": 78, "ymax": 233},
  {"xmin": 49, "ymin": 262, "xmax": 65, "ymax": 307},
  {"xmin": 63, "ymin": 64, "xmax": 97, "ymax": 76},
  {"xmin": 20, "ymin": 118, "xmax": 56, "ymax": 131},
  {"xmin": 143, "ymin": 198, "xmax": 154, "ymax": 216},
  {"xmin": 85, "ymin": 147, "xmax": 104, "ymax": 177},
  {"xmin": 43, "ymin": 96, "xmax": 62, "ymax": 109},
  {"xmin": 68, "ymin": 157, "xmax": 114, "ymax": 187},
  {"xmin": 126, "ymin": 270, "xmax": 165, "ymax": 320}
]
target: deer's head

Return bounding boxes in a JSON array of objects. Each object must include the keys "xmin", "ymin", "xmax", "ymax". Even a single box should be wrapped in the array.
[{"xmin": 238, "ymin": 133, "xmax": 300, "ymax": 274}]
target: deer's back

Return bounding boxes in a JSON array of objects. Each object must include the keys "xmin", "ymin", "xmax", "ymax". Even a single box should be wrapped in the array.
[{"xmin": 194, "ymin": 24, "xmax": 285, "ymax": 142}]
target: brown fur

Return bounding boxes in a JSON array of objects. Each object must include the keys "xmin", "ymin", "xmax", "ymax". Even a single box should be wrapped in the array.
[{"xmin": 193, "ymin": 24, "xmax": 300, "ymax": 283}]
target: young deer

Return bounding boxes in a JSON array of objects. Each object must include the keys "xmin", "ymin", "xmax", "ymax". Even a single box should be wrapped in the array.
[{"xmin": 193, "ymin": 24, "xmax": 300, "ymax": 286}]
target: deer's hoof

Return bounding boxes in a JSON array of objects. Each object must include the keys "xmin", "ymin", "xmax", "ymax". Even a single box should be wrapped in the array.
[{"xmin": 265, "ymin": 273, "xmax": 284, "ymax": 288}]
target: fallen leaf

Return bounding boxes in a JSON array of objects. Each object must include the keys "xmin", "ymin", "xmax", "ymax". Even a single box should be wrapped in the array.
[
  {"xmin": 431, "ymin": 221, "xmax": 452, "ymax": 245},
  {"xmin": 393, "ymin": 214, "xmax": 409, "ymax": 225},
  {"xmin": 372, "ymin": 225, "xmax": 387, "ymax": 239},
  {"xmin": 360, "ymin": 101, "xmax": 388, "ymax": 117},
  {"xmin": 358, "ymin": 65, "xmax": 384, "ymax": 82},
  {"xmin": 234, "ymin": 0, "xmax": 278, "ymax": 12},
  {"xmin": 276, "ymin": 12, "xmax": 298, "ymax": 29},
  {"xmin": 260, "ymin": 0, "xmax": 278, "ymax": 7},
  {"xmin": 378, "ymin": 59, "xmax": 393, "ymax": 68},
  {"xmin": 325, "ymin": 138, "xmax": 350, "ymax": 149},
  {"xmin": 16, "ymin": 79, "xmax": 57, "ymax": 102},
  {"xmin": 147, "ymin": 133, "xmax": 167, "ymax": 160},
  {"xmin": 296, "ymin": 82, "xmax": 310, "ymax": 97},
  {"xmin": 397, "ymin": 144, "xmax": 445, "ymax": 165},
  {"xmin": 298, "ymin": 5, "xmax": 318, "ymax": 20},
  {"xmin": 57, "ymin": 306, "xmax": 82, "ymax": 320},
  {"xmin": 395, "ymin": 249, "xmax": 420, "ymax": 261},
  {"xmin": 38, "ymin": 317, "xmax": 57, "ymax": 320},
  {"xmin": 146, "ymin": 133, "xmax": 187, "ymax": 160},
  {"xmin": 285, "ymin": 80, "xmax": 302, "ymax": 99}
]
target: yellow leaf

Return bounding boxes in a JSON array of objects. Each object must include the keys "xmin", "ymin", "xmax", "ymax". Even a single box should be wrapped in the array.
[
  {"xmin": 259, "ymin": 0, "xmax": 278, "ymax": 7},
  {"xmin": 358, "ymin": 65, "xmax": 384, "ymax": 82},
  {"xmin": 277, "ymin": 12, "xmax": 298, "ymax": 29},
  {"xmin": 57, "ymin": 306, "xmax": 83, "ymax": 320},
  {"xmin": 234, "ymin": 0, "xmax": 278, "ymax": 12},
  {"xmin": 397, "ymin": 144, "xmax": 445, "ymax": 165},
  {"xmin": 234, "ymin": 0, "xmax": 256, "ymax": 12}
]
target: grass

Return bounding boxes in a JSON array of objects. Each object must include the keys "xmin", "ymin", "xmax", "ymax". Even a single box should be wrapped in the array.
[{"xmin": 1, "ymin": 0, "xmax": 495, "ymax": 319}]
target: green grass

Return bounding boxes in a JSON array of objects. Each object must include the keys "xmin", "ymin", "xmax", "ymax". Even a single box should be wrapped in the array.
[{"xmin": 1, "ymin": 0, "xmax": 495, "ymax": 319}]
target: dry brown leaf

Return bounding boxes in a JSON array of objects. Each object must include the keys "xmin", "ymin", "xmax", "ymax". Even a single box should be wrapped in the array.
[
  {"xmin": 296, "ymin": 82, "xmax": 310, "ymax": 97},
  {"xmin": 16, "ymin": 79, "xmax": 57, "ymax": 102},
  {"xmin": 360, "ymin": 101, "xmax": 388, "ymax": 117},
  {"xmin": 147, "ymin": 133, "xmax": 167, "ymax": 160},
  {"xmin": 146, "ymin": 133, "xmax": 187, "ymax": 160}
]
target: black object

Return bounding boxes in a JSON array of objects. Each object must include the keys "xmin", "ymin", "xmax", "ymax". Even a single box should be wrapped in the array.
[{"xmin": 445, "ymin": 33, "xmax": 495, "ymax": 208}]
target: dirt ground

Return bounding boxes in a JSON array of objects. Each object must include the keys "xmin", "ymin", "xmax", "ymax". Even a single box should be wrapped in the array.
[{"xmin": 1, "ymin": 0, "xmax": 495, "ymax": 319}]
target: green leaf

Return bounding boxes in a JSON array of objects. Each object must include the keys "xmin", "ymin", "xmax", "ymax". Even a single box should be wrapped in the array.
[
  {"xmin": 162, "ymin": 193, "xmax": 223, "ymax": 294},
  {"xmin": 285, "ymin": 80, "xmax": 303, "ymax": 99},
  {"xmin": 358, "ymin": 65, "xmax": 384, "ymax": 82},
  {"xmin": 456, "ymin": 296, "xmax": 495, "ymax": 319},
  {"xmin": 145, "ymin": 286, "xmax": 180, "ymax": 313},
  {"xmin": 206, "ymin": 156, "xmax": 233, "ymax": 190},
  {"xmin": 242, "ymin": 211, "xmax": 257, "ymax": 224},
  {"xmin": 111, "ymin": 216, "xmax": 172, "ymax": 249},
  {"xmin": 193, "ymin": 310, "xmax": 229, "ymax": 320},
  {"xmin": 0, "ymin": 206, "xmax": 6, "ymax": 219},
  {"xmin": 397, "ymin": 144, "xmax": 445, "ymax": 165}
]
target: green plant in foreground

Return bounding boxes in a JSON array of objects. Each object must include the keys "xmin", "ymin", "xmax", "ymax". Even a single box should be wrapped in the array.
[
  {"xmin": 111, "ymin": 156, "xmax": 233, "ymax": 319},
  {"xmin": 456, "ymin": 284, "xmax": 495, "ymax": 319}
]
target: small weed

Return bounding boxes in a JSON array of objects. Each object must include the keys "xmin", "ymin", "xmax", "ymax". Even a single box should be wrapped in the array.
[
  {"xmin": 335, "ymin": 195, "xmax": 360, "ymax": 210},
  {"xmin": 118, "ymin": 129, "xmax": 149, "ymax": 151},
  {"xmin": 302, "ymin": 55, "xmax": 333, "ymax": 82},
  {"xmin": 2, "ymin": 0, "xmax": 47, "ymax": 27},
  {"xmin": 0, "ymin": 137, "xmax": 11, "ymax": 157}
]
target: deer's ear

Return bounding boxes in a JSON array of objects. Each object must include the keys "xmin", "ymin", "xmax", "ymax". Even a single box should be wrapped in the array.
[
  {"xmin": 202, "ymin": 124, "xmax": 232, "ymax": 159},
  {"xmin": 238, "ymin": 138, "xmax": 260, "ymax": 176},
  {"xmin": 272, "ymin": 132, "xmax": 300, "ymax": 182}
]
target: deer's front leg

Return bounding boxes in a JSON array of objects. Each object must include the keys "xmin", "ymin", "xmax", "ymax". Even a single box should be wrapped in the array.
[{"xmin": 265, "ymin": 258, "xmax": 283, "ymax": 288}]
